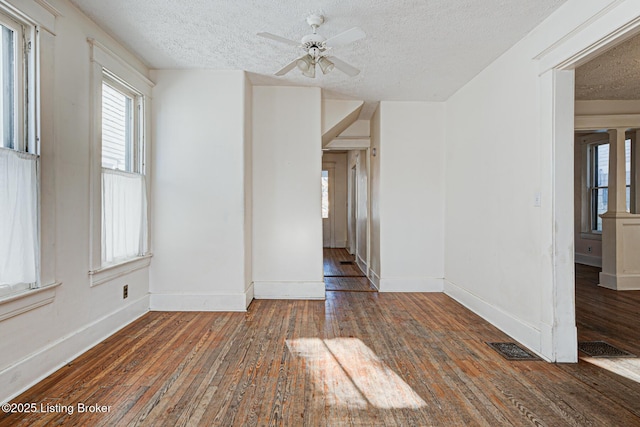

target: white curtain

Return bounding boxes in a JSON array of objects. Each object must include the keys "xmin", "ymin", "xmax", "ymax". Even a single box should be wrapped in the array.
[
  {"xmin": 102, "ymin": 168, "xmax": 148, "ymax": 265},
  {"xmin": 0, "ymin": 148, "xmax": 38, "ymax": 296}
]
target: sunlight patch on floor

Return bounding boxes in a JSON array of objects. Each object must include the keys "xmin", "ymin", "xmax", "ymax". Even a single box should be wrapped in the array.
[
  {"xmin": 581, "ymin": 356, "xmax": 640, "ymax": 384},
  {"xmin": 286, "ymin": 338, "xmax": 427, "ymax": 409}
]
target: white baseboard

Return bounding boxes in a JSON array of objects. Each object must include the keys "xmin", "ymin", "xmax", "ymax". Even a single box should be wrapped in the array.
[
  {"xmin": 335, "ymin": 240, "xmax": 347, "ymax": 248},
  {"xmin": 368, "ymin": 269, "xmax": 380, "ymax": 290},
  {"xmin": 599, "ymin": 272, "xmax": 640, "ymax": 290},
  {"xmin": 575, "ymin": 253, "xmax": 602, "ymax": 268},
  {"xmin": 0, "ymin": 294, "xmax": 149, "ymax": 404},
  {"xmin": 444, "ymin": 280, "xmax": 543, "ymax": 359},
  {"xmin": 539, "ymin": 321, "xmax": 577, "ymax": 363},
  {"xmin": 253, "ymin": 281, "xmax": 325, "ymax": 300},
  {"xmin": 356, "ymin": 254, "xmax": 368, "ymax": 277},
  {"xmin": 245, "ymin": 282, "xmax": 254, "ymax": 308},
  {"xmin": 150, "ymin": 291, "xmax": 250, "ymax": 311},
  {"xmin": 379, "ymin": 277, "xmax": 444, "ymax": 292}
]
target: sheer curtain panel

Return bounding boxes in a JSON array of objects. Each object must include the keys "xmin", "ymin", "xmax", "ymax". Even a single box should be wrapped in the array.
[
  {"xmin": 102, "ymin": 168, "xmax": 148, "ymax": 264},
  {"xmin": 0, "ymin": 148, "xmax": 38, "ymax": 297}
]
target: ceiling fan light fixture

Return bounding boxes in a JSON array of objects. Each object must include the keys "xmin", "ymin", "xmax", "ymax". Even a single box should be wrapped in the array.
[
  {"xmin": 296, "ymin": 55, "xmax": 314, "ymax": 72},
  {"xmin": 318, "ymin": 56, "xmax": 335, "ymax": 74},
  {"xmin": 302, "ymin": 63, "xmax": 316, "ymax": 78}
]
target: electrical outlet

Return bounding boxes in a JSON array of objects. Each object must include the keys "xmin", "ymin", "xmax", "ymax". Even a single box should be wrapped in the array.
[
  {"xmin": 123, "ymin": 284, "xmax": 128, "ymax": 299},
  {"xmin": 588, "ymin": 246, "xmax": 592, "ymax": 253}
]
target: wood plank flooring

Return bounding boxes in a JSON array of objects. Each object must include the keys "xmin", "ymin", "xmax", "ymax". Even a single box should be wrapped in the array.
[
  {"xmin": 323, "ymin": 248, "xmax": 376, "ymax": 292},
  {"xmin": 3, "ymin": 265, "xmax": 640, "ymax": 426}
]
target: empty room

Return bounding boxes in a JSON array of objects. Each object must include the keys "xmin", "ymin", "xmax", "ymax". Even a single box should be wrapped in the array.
[{"xmin": 1, "ymin": 0, "xmax": 640, "ymax": 425}]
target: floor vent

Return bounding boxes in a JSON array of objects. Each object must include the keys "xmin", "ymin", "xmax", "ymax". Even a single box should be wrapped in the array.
[
  {"xmin": 578, "ymin": 341, "xmax": 635, "ymax": 358},
  {"xmin": 339, "ymin": 261, "xmax": 355, "ymax": 265},
  {"xmin": 487, "ymin": 342, "xmax": 540, "ymax": 361}
]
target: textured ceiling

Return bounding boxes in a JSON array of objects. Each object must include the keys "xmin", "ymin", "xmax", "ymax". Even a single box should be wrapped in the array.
[
  {"xmin": 70, "ymin": 0, "xmax": 569, "ymax": 117},
  {"xmin": 576, "ymin": 32, "xmax": 640, "ymax": 100}
]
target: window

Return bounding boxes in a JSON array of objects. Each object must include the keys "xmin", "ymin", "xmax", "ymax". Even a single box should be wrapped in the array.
[
  {"xmin": 0, "ymin": 10, "xmax": 38, "ymax": 298},
  {"xmin": 100, "ymin": 72, "xmax": 147, "ymax": 265},
  {"xmin": 588, "ymin": 139, "xmax": 631, "ymax": 232},
  {"xmin": 322, "ymin": 170, "xmax": 329, "ymax": 219}
]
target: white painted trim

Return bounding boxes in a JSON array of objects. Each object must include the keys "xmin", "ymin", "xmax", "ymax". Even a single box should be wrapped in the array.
[
  {"xmin": 2, "ymin": 0, "xmax": 57, "ymax": 33},
  {"xmin": 444, "ymin": 280, "xmax": 546, "ymax": 361},
  {"xmin": 536, "ymin": 1, "xmax": 640, "ymax": 72},
  {"xmin": 0, "ymin": 282, "xmax": 60, "ymax": 322},
  {"xmin": 575, "ymin": 253, "xmax": 602, "ymax": 268},
  {"xmin": 0, "ymin": 294, "xmax": 149, "ymax": 404},
  {"xmin": 245, "ymin": 283, "xmax": 254, "ymax": 308},
  {"xmin": 575, "ymin": 114, "xmax": 640, "ymax": 131},
  {"xmin": 150, "ymin": 292, "xmax": 250, "ymax": 311},
  {"xmin": 356, "ymin": 253, "xmax": 367, "ymax": 274},
  {"xmin": 89, "ymin": 254, "xmax": 153, "ymax": 287},
  {"xmin": 367, "ymin": 268, "xmax": 380, "ymax": 290},
  {"xmin": 253, "ymin": 281, "xmax": 325, "ymax": 300},
  {"xmin": 599, "ymin": 272, "xmax": 640, "ymax": 291},
  {"xmin": 325, "ymin": 138, "xmax": 371, "ymax": 150},
  {"xmin": 87, "ymin": 38, "xmax": 154, "ymax": 96},
  {"xmin": 379, "ymin": 277, "xmax": 444, "ymax": 292}
]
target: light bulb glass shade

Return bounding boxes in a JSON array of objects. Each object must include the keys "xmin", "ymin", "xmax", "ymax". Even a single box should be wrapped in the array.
[
  {"xmin": 318, "ymin": 57, "xmax": 335, "ymax": 74},
  {"xmin": 296, "ymin": 55, "xmax": 314, "ymax": 72},
  {"xmin": 302, "ymin": 63, "xmax": 316, "ymax": 78}
]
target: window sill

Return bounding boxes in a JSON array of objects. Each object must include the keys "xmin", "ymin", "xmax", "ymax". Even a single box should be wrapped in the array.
[
  {"xmin": 89, "ymin": 253, "xmax": 153, "ymax": 287},
  {"xmin": 0, "ymin": 282, "xmax": 61, "ymax": 322},
  {"xmin": 580, "ymin": 232, "xmax": 602, "ymax": 241}
]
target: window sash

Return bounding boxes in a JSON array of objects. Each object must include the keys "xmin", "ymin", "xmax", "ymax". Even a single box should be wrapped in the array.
[
  {"xmin": 0, "ymin": 12, "xmax": 26, "ymax": 153},
  {"xmin": 101, "ymin": 74, "xmax": 144, "ymax": 173},
  {"xmin": 101, "ymin": 168, "xmax": 147, "ymax": 265},
  {"xmin": 588, "ymin": 139, "xmax": 633, "ymax": 232}
]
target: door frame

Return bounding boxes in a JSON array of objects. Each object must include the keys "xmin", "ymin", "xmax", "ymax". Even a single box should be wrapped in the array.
[{"xmin": 539, "ymin": 2, "xmax": 640, "ymax": 362}]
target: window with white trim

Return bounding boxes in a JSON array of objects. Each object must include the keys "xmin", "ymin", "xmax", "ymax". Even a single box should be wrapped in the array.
[
  {"xmin": 100, "ymin": 71, "xmax": 147, "ymax": 265},
  {"xmin": 588, "ymin": 139, "xmax": 631, "ymax": 232},
  {"xmin": 0, "ymin": 9, "xmax": 38, "ymax": 298}
]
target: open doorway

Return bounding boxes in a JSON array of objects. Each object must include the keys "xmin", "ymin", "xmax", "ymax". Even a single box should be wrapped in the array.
[
  {"xmin": 535, "ymin": 2, "xmax": 640, "ymax": 362},
  {"xmin": 322, "ymin": 150, "xmax": 375, "ymax": 292},
  {"xmin": 572, "ymin": 32, "xmax": 640, "ymax": 359}
]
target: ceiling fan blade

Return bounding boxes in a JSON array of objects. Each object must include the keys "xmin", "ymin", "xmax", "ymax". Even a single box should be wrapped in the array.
[
  {"xmin": 328, "ymin": 56, "xmax": 360, "ymax": 77},
  {"xmin": 275, "ymin": 57, "xmax": 303, "ymax": 76},
  {"xmin": 324, "ymin": 27, "xmax": 366, "ymax": 47},
  {"xmin": 257, "ymin": 32, "xmax": 300, "ymax": 47}
]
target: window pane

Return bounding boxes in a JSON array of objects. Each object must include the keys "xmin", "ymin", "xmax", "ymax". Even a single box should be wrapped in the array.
[
  {"xmin": 626, "ymin": 138, "xmax": 631, "ymax": 187},
  {"xmin": 102, "ymin": 82, "xmax": 133, "ymax": 171},
  {"xmin": 595, "ymin": 144, "xmax": 609, "ymax": 187},
  {"xmin": 0, "ymin": 24, "xmax": 15, "ymax": 149},
  {"xmin": 593, "ymin": 188, "xmax": 607, "ymax": 232},
  {"xmin": 322, "ymin": 170, "xmax": 329, "ymax": 219}
]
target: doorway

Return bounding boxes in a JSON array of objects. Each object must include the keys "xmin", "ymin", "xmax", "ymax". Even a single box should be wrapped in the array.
[
  {"xmin": 544, "ymin": 5, "xmax": 640, "ymax": 362},
  {"xmin": 322, "ymin": 150, "xmax": 375, "ymax": 292}
]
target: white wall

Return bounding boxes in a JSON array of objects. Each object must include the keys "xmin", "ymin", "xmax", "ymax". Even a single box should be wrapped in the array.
[
  {"xmin": 0, "ymin": 0, "xmax": 151, "ymax": 402},
  {"xmin": 322, "ymin": 152, "xmax": 348, "ymax": 248},
  {"xmin": 149, "ymin": 70, "xmax": 252, "ymax": 311},
  {"xmin": 252, "ymin": 86, "xmax": 324, "ymax": 299},
  {"xmin": 371, "ymin": 102, "xmax": 446, "ymax": 292}
]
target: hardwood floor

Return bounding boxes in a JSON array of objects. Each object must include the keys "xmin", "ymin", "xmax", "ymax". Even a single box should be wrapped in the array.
[
  {"xmin": 323, "ymin": 248, "xmax": 376, "ymax": 292},
  {"xmin": 3, "ymin": 266, "xmax": 640, "ymax": 426}
]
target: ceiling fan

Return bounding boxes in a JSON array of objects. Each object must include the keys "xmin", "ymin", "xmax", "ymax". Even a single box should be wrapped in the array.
[{"xmin": 258, "ymin": 14, "xmax": 365, "ymax": 78}]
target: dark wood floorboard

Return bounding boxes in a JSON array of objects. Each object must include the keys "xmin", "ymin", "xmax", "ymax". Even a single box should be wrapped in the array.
[
  {"xmin": 323, "ymin": 248, "xmax": 375, "ymax": 292},
  {"xmin": 323, "ymin": 248, "xmax": 365, "ymax": 277},
  {"xmin": 3, "ymin": 265, "xmax": 640, "ymax": 426}
]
